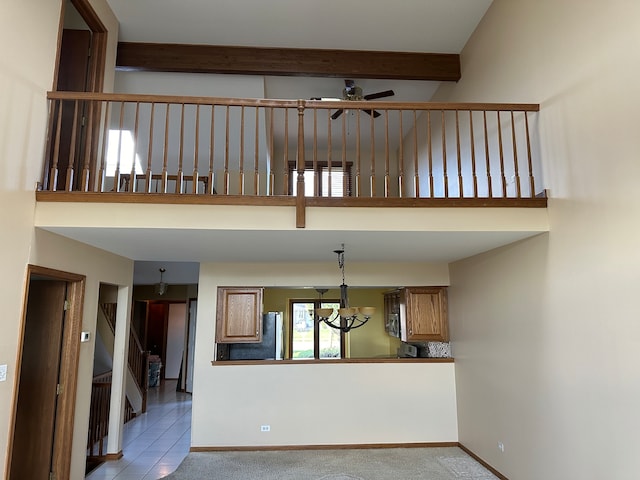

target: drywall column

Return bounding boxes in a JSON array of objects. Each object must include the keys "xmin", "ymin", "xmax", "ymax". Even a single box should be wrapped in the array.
[{"xmin": 107, "ymin": 285, "xmax": 132, "ymax": 455}]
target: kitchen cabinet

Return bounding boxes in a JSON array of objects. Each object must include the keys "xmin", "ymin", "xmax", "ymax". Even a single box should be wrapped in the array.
[
  {"xmin": 216, "ymin": 287, "xmax": 263, "ymax": 343},
  {"xmin": 385, "ymin": 287, "xmax": 448, "ymax": 342}
]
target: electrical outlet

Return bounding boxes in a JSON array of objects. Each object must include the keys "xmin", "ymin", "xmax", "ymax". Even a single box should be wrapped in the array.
[
  {"xmin": 260, "ymin": 425, "xmax": 271, "ymax": 432},
  {"xmin": 0, "ymin": 364, "xmax": 7, "ymax": 382},
  {"xmin": 497, "ymin": 441, "xmax": 505, "ymax": 453}
]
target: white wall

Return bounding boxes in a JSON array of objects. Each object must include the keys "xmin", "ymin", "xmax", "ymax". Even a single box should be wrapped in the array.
[
  {"xmin": 435, "ymin": 1, "xmax": 640, "ymax": 478},
  {"xmin": 192, "ymin": 261, "xmax": 458, "ymax": 447},
  {"xmin": 0, "ymin": 1, "xmax": 121, "ymax": 478}
]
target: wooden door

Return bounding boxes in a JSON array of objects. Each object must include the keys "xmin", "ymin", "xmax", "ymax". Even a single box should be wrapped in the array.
[
  {"xmin": 52, "ymin": 29, "xmax": 92, "ymax": 191},
  {"xmin": 9, "ymin": 280, "xmax": 66, "ymax": 480}
]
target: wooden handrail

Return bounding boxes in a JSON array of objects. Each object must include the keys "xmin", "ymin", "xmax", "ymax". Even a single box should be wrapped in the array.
[{"xmin": 46, "ymin": 90, "xmax": 539, "ymax": 112}]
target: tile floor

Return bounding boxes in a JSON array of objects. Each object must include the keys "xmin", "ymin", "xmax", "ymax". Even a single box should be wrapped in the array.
[{"xmin": 86, "ymin": 380, "xmax": 192, "ymax": 480}]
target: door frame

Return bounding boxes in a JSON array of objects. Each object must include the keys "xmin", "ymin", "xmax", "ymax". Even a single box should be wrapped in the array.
[
  {"xmin": 44, "ymin": 0, "xmax": 108, "ymax": 191},
  {"xmin": 6, "ymin": 265, "xmax": 85, "ymax": 480}
]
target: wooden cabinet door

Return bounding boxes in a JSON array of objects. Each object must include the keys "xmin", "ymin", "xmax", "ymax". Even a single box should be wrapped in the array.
[
  {"xmin": 216, "ymin": 287, "xmax": 263, "ymax": 343},
  {"xmin": 384, "ymin": 290, "xmax": 401, "ymax": 338},
  {"xmin": 400, "ymin": 287, "xmax": 448, "ymax": 342}
]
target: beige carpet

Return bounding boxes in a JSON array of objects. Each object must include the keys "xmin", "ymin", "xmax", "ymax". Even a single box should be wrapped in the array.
[{"xmin": 160, "ymin": 447, "xmax": 499, "ymax": 480}]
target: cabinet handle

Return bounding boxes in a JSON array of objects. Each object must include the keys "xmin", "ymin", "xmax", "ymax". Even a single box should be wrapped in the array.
[
  {"xmin": 409, "ymin": 329, "xmax": 413, "ymax": 335},
  {"xmin": 256, "ymin": 330, "xmax": 259, "ymax": 335}
]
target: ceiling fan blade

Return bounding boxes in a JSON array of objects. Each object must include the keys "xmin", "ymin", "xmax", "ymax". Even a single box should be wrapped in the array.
[
  {"xmin": 364, "ymin": 89, "xmax": 395, "ymax": 101},
  {"xmin": 362, "ymin": 109, "xmax": 382, "ymax": 118},
  {"xmin": 331, "ymin": 109, "xmax": 344, "ymax": 120}
]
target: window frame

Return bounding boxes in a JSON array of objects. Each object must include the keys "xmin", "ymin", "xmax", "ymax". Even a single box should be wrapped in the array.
[
  {"xmin": 288, "ymin": 161, "xmax": 353, "ymax": 197},
  {"xmin": 288, "ymin": 299, "xmax": 345, "ymax": 359}
]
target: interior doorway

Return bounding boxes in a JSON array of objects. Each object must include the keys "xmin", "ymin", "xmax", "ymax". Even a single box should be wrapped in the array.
[
  {"xmin": 7, "ymin": 266, "xmax": 85, "ymax": 480},
  {"xmin": 45, "ymin": 0, "xmax": 108, "ymax": 191}
]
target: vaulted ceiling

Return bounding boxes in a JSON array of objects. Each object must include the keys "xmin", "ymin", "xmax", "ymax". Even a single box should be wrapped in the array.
[{"xmin": 106, "ymin": 0, "xmax": 494, "ymax": 102}]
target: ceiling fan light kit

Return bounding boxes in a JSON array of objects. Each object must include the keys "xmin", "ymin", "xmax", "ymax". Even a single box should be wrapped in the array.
[{"xmin": 313, "ymin": 79, "xmax": 395, "ymax": 120}]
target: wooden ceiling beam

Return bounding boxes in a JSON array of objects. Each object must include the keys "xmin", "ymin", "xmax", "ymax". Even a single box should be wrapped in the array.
[{"xmin": 116, "ymin": 43, "xmax": 461, "ymax": 81}]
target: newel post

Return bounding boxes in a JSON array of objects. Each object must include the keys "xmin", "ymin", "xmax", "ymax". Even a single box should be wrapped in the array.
[{"xmin": 296, "ymin": 100, "xmax": 306, "ymax": 228}]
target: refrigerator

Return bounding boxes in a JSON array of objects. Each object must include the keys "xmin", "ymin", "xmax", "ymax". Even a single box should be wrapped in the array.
[{"xmin": 227, "ymin": 312, "xmax": 284, "ymax": 360}]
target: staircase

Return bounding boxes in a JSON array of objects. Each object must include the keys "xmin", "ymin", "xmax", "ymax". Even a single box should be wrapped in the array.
[{"xmin": 87, "ymin": 303, "xmax": 149, "ymax": 460}]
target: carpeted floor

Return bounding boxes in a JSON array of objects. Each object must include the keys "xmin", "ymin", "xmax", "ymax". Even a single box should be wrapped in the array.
[{"xmin": 160, "ymin": 447, "xmax": 499, "ymax": 480}]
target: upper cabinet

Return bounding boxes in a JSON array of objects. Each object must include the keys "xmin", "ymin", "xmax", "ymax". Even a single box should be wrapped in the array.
[
  {"xmin": 216, "ymin": 287, "xmax": 264, "ymax": 343},
  {"xmin": 386, "ymin": 287, "xmax": 448, "ymax": 343}
]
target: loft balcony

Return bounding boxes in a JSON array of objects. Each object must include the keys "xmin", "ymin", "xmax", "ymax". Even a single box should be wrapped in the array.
[{"xmin": 34, "ymin": 92, "xmax": 548, "ymax": 261}]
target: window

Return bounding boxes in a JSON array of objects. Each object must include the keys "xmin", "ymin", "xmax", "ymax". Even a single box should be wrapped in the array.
[
  {"xmin": 288, "ymin": 162, "xmax": 353, "ymax": 197},
  {"xmin": 289, "ymin": 300, "xmax": 344, "ymax": 359}
]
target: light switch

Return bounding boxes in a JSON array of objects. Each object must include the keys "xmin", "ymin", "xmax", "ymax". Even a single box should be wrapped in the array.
[{"xmin": 0, "ymin": 364, "xmax": 7, "ymax": 382}]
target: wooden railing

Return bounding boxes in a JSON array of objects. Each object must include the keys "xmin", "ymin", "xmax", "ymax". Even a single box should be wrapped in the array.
[
  {"xmin": 87, "ymin": 372, "xmax": 137, "ymax": 460},
  {"xmin": 100, "ymin": 302, "xmax": 149, "ymax": 412},
  {"xmin": 42, "ymin": 92, "xmax": 543, "ymax": 205},
  {"xmin": 87, "ymin": 372, "xmax": 111, "ymax": 458}
]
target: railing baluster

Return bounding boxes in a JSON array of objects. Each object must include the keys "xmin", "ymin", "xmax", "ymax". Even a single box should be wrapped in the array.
[
  {"xmin": 65, "ymin": 100, "xmax": 80, "ymax": 191},
  {"xmin": 267, "ymin": 107, "xmax": 274, "ymax": 196},
  {"xmin": 426, "ymin": 110, "xmax": 432, "ymax": 198},
  {"xmin": 224, "ymin": 105, "xmax": 230, "ymax": 195},
  {"xmin": 441, "ymin": 110, "xmax": 448, "ymax": 198},
  {"xmin": 330, "ymin": 111, "xmax": 336, "ymax": 197},
  {"xmin": 239, "ymin": 105, "xmax": 245, "ymax": 195},
  {"xmin": 144, "ymin": 103, "xmax": 155, "ymax": 193},
  {"xmin": 97, "ymin": 101, "xmax": 110, "ymax": 193},
  {"xmin": 525, "ymin": 111, "xmax": 535, "ymax": 197},
  {"xmin": 370, "ymin": 112, "xmax": 375, "ymax": 197},
  {"xmin": 175, "ymin": 103, "xmax": 185, "ymax": 194},
  {"xmin": 160, "ymin": 103, "xmax": 170, "ymax": 193},
  {"xmin": 398, "ymin": 110, "xmax": 404, "ymax": 198},
  {"xmin": 80, "ymin": 100, "xmax": 93, "ymax": 192},
  {"xmin": 413, "ymin": 110, "xmax": 420, "ymax": 198},
  {"xmin": 114, "ymin": 101, "xmax": 125, "ymax": 192},
  {"xmin": 192, "ymin": 104, "xmax": 200, "ymax": 194},
  {"xmin": 50, "ymin": 100, "xmax": 63, "ymax": 191},
  {"xmin": 483, "ymin": 111, "xmax": 492, "ymax": 198},
  {"xmin": 283, "ymin": 108, "xmax": 289, "ymax": 195},
  {"xmin": 455, "ymin": 110, "xmax": 463, "ymax": 197},
  {"xmin": 384, "ymin": 110, "xmax": 390, "ymax": 198},
  {"xmin": 129, "ymin": 101, "xmax": 140, "ymax": 193},
  {"xmin": 469, "ymin": 111, "xmax": 478, "ymax": 198},
  {"xmin": 355, "ymin": 110, "xmax": 361, "ymax": 197},
  {"xmin": 254, "ymin": 107, "xmax": 260, "ymax": 195},
  {"xmin": 497, "ymin": 111, "xmax": 506, "ymax": 196},
  {"xmin": 312, "ymin": 108, "xmax": 318, "ymax": 196},
  {"xmin": 208, "ymin": 104, "xmax": 215, "ymax": 195},
  {"xmin": 510, "ymin": 111, "xmax": 521, "ymax": 198},
  {"xmin": 341, "ymin": 110, "xmax": 347, "ymax": 197}
]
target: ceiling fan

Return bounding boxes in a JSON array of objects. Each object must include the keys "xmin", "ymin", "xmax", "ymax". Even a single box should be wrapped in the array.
[{"xmin": 311, "ymin": 79, "xmax": 395, "ymax": 120}]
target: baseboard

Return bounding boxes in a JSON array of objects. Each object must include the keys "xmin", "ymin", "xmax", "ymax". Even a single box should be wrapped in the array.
[
  {"xmin": 191, "ymin": 441, "xmax": 458, "ymax": 452},
  {"xmin": 105, "ymin": 451, "xmax": 123, "ymax": 461},
  {"xmin": 458, "ymin": 443, "xmax": 509, "ymax": 480}
]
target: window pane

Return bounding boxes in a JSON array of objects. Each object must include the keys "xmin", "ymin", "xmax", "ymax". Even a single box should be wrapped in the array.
[
  {"xmin": 291, "ymin": 302, "xmax": 314, "ymax": 359},
  {"xmin": 319, "ymin": 302, "xmax": 341, "ymax": 359},
  {"xmin": 322, "ymin": 170, "xmax": 345, "ymax": 197}
]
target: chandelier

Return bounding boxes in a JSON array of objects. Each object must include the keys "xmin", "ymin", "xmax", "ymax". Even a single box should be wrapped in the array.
[
  {"xmin": 315, "ymin": 244, "xmax": 375, "ymax": 332},
  {"xmin": 155, "ymin": 267, "xmax": 168, "ymax": 296}
]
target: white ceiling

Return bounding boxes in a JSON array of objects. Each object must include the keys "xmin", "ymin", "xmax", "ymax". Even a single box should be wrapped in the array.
[
  {"xmin": 105, "ymin": 0, "xmax": 493, "ymax": 53},
  {"xmin": 71, "ymin": 1, "xmax": 511, "ymax": 281}
]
